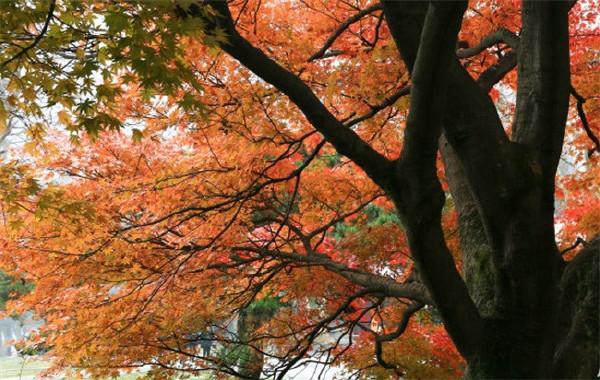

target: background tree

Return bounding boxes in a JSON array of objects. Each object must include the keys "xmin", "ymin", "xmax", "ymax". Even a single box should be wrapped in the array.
[{"xmin": 0, "ymin": 0, "xmax": 598, "ymax": 379}]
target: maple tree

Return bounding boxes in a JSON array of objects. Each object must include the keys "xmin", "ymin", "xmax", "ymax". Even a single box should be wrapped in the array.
[{"xmin": 0, "ymin": 0, "xmax": 598, "ymax": 379}]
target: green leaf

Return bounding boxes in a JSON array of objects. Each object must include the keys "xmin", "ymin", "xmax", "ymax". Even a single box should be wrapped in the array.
[
  {"xmin": 8, "ymin": 219, "xmax": 24, "ymax": 231},
  {"xmin": 105, "ymin": 12, "xmax": 129, "ymax": 33},
  {"xmin": 132, "ymin": 128, "xmax": 144, "ymax": 143}
]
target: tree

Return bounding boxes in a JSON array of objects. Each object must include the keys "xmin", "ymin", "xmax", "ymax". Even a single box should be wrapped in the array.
[
  {"xmin": 0, "ymin": 0, "xmax": 598, "ymax": 379},
  {"xmin": 0, "ymin": 271, "xmax": 32, "ymax": 310}
]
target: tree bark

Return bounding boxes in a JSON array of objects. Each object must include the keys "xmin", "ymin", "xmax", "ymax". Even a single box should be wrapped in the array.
[
  {"xmin": 237, "ymin": 306, "xmax": 272, "ymax": 379},
  {"xmin": 201, "ymin": 1, "xmax": 599, "ymax": 377},
  {"xmin": 383, "ymin": 1, "xmax": 597, "ymax": 378},
  {"xmin": 440, "ymin": 138, "xmax": 498, "ymax": 319},
  {"xmin": 553, "ymin": 237, "xmax": 599, "ymax": 379}
]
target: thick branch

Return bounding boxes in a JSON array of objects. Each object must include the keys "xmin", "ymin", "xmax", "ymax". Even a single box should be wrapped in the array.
[
  {"xmin": 513, "ymin": 2, "xmax": 571, "ymax": 180},
  {"xmin": 236, "ymin": 246, "xmax": 433, "ymax": 305},
  {"xmin": 400, "ymin": 2, "xmax": 467, "ymax": 162},
  {"xmin": 456, "ymin": 27, "xmax": 519, "ymax": 59},
  {"xmin": 387, "ymin": 1, "xmax": 483, "ymax": 360},
  {"xmin": 204, "ymin": 2, "xmax": 394, "ymax": 189},
  {"xmin": 308, "ymin": 4, "xmax": 383, "ymax": 62},
  {"xmin": 383, "ymin": 0, "xmax": 513, "ymax": 255},
  {"xmin": 477, "ymin": 51, "xmax": 517, "ymax": 92}
]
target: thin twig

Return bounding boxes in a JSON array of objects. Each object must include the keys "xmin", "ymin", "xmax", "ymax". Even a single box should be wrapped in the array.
[
  {"xmin": 560, "ymin": 236, "xmax": 587, "ymax": 256},
  {"xmin": 1, "ymin": 0, "xmax": 56, "ymax": 68},
  {"xmin": 374, "ymin": 301, "xmax": 424, "ymax": 375},
  {"xmin": 344, "ymin": 85, "xmax": 410, "ymax": 127},
  {"xmin": 570, "ymin": 85, "xmax": 600, "ymax": 157},
  {"xmin": 308, "ymin": 4, "xmax": 383, "ymax": 62}
]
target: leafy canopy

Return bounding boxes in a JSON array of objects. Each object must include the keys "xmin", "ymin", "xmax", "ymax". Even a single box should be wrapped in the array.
[{"xmin": 0, "ymin": 0, "xmax": 598, "ymax": 379}]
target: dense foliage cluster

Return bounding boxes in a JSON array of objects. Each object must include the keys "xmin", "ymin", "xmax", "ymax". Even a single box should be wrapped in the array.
[{"xmin": 0, "ymin": 0, "xmax": 597, "ymax": 379}]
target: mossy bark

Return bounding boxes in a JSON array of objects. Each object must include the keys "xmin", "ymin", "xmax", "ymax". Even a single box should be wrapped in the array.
[
  {"xmin": 441, "ymin": 138, "xmax": 497, "ymax": 319},
  {"xmin": 553, "ymin": 237, "xmax": 599, "ymax": 379},
  {"xmin": 237, "ymin": 302, "xmax": 279, "ymax": 379},
  {"xmin": 237, "ymin": 308, "xmax": 267, "ymax": 379}
]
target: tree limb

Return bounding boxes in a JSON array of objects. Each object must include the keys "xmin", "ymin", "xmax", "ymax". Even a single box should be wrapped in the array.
[
  {"xmin": 456, "ymin": 27, "xmax": 519, "ymax": 59},
  {"xmin": 513, "ymin": 2, "xmax": 571, "ymax": 181},
  {"xmin": 203, "ymin": 2, "xmax": 394, "ymax": 189},
  {"xmin": 308, "ymin": 4, "xmax": 383, "ymax": 62},
  {"xmin": 235, "ymin": 246, "xmax": 433, "ymax": 305},
  {"xmin": 374, "ymin": 301, "xmax": 424, "ymax": 373},
  {"xmin": 399, "ymin": 2, "xmax": 468, "ymax": 162},
  {"xmin": 560, "ymin": 236, "xmax": 587, "ymax": 256},
  {"xmin": 477, "ymin": 50, "xmax": 517, "ymax": 92},
  {"xmin": 570, "ymin": 85, "xmax": 600, "ymax": 157},
  {"xmin": 386, "ymin": 1, "xmax": 483, "ymax": 360},
  {"xmin": 344, "ymin": 85, "xmax": 410, "ymax": 127},
  {"xmin": 1, "ymin": 0, "xmax": 56, "ymax": 68},
  {"xmin": 383, "ymin": 0, "xmax": 513, "ymax": 256}
]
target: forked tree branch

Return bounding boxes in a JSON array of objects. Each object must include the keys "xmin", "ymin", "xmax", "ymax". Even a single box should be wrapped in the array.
[
  {"xmin": 1, "ymin": 0, "xmax": 56, "ymax": 68},
  {"xmin": 383, "ymin": 0, "xmax": 514, "ymax": 258},
  {"xmin": 570, "ymin": 85, "xmax": 600, "ymax": 156},
  {"xmin": 308, "ymin": 3, "xmax": 383, "ymax": 62},
  {"xmin": 201, "ymin": 2, "xmax": 394, "ymax": 189},
  {"xmin": 456, "ymin": 27, "xmax": 519, "ymax": 58},
  {"xmin": 374, "ymin": 301, "xmax": 424, "ymax": 373},
  {"xmin": 387, "ymin": 1, "xmax": 483, "ymax": 360}
]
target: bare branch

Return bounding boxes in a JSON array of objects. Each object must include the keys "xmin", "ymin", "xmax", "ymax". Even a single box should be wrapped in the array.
[
  {"xmin": 274, "ymin": 289, "xmax": 375, "ymax": 380},
  {"xmin": 560, "ymin": 236, "xmax": 587, "ymax": 256},
  {"xmin": 374, "ymin": 301, "xmax": 424, "ymax": 374},
  {"xmin": 456, "ymin": 27, "xmax": 519, "ymax": 59},
  {"xmin": 344, "ymin": 85, "xmax": 410, "ymax": 127},
  {"xmin": 477, "ymin": 50, "xmax": 517, "ymax": 92},
  {"xmin": 570, "ymin": 85, "xmax": 600, "ymax": 157}
]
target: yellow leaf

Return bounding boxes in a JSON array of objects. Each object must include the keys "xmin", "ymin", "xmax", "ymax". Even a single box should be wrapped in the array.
[
  {"xmin": 6, "ymin": 95, "xmax": 17, "ymax": 107},
  {"xmin": 6, "ymin": 80, "xmax": 19, "ymax": 92},
  {"xmin": 23, "ymin": 87, "xmax": 36, "ymax": 101},
  {"xmin": 58, "ymin": 110, "xmax": 71, "ymax": 125},
  {"xmin": 0, "ymin": 102, "xmax": 7, "ymax": 134}
]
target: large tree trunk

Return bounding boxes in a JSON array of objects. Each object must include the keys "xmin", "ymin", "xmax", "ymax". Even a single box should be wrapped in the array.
[
  {"xmin": 553, "ymin": 237, "xmax": 599, "ymax": 379},
  {"xmin": 442, "ymin": 142, "xmax": 599, "ymax": 379},
  {"xmin": 382, "ymin": 1, "xmax": 599, "ymax": 378},
  {"xmin": 237, "ymin": 306, "xmax": 268, "ymax": 379},
  {"xmin": 440, "ymin": 138, "xmax": 498, "ymax": 319},
  {"xmin": 462, "ymin": 238, "xmax": 598, "ymax": 379},
  {"xmin": 204, "ymin": 2, "xmax": 599, "ymax": 377}
]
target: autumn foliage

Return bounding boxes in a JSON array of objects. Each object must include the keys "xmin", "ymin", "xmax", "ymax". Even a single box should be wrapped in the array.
[{"xmin": 0, "ymin": 0, "xmax": 597, "ymax": 379}]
